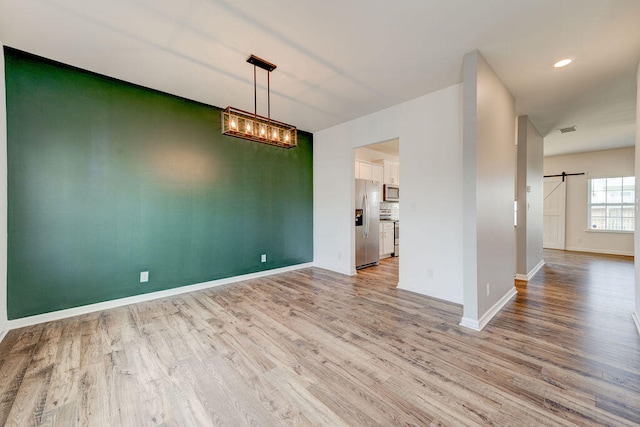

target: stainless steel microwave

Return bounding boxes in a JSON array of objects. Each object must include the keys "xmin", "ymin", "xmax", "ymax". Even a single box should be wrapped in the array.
[{"xmin": 383, "ymin": 184, "xmax": 399, "ymax": 201}]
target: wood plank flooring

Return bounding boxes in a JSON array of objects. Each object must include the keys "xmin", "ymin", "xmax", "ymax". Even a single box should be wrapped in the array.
[{"xmin": 0, "ymin": 250, "xmax": 639, "ymax": 426}]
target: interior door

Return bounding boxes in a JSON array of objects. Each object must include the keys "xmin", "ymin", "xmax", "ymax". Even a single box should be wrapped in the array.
[
  {"xmin": 355, "ymin": 179, "xmax": 366, "ymax": 268},
  {"xmin": 543, "ymin": 177, "xmax": 566, "ymax": 249}
]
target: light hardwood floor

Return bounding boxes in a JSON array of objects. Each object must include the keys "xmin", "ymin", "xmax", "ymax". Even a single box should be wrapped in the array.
[{"xmin": 0, "ymin": 250, "xmax": 638, "ymax": 426}]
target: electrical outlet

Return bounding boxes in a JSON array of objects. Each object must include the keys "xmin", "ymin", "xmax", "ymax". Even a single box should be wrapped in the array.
[
  {"xmin": 261, "ymin": 254, "xmax": 267, "ymax": 263},
  {"xmin": 140, "ymin": 271, "xmax": 149, "ymax": 283},
  {"xmin": 486, "ymin": 283, "xmax": 490, "ymax": 296},
  {"xmin": 426, "ymin": 268, "xmax": 434, "ymax": 278}
]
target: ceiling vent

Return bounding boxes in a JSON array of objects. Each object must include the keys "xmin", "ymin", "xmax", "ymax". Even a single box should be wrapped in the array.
[{"xmin": 559, "ymin": 125, "xmax": 577, "ymax": 133}]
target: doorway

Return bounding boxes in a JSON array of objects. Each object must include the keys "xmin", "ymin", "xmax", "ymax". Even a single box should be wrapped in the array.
[{"xmin": 353, "ymin": 138, "xmax": 400, "ymax": 284}]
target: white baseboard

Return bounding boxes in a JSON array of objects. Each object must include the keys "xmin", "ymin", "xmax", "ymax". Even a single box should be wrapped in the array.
[
  {"xmin": 460, "ymin": 286, "xmax": 517, "ymax": 331},
  {"xmin": 515, "ymin": 259, "xmax": 545, "ymax": 281},
  {"xmin": 563, "ymin": 246, "xmax": 634, "ymax": 257},
  {"xmin": 7, "ymin": 263, "xmax": 313, "ymax": 331},
  {"xmin": 459, "ymin": 316, "xmax": 481, "ymax": 331},
  {"xmin": 312, "ymin": 261, "xmax": 353, "ymax": 277},
  {"xmin": 0, "ymin": 322, "xmax": 7, "ymax": 343},
  {"xmin": 397, "ymin": 281, "xmax": 462, "ymax": 305},
  {"xmin": 633, "ymin": 311, "xmax": 640, "ymax": 337}
]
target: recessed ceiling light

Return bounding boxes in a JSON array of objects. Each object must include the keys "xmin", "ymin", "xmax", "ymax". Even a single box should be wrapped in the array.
[{"xmin": 553, "ymin": 58, "xmax": 572, "ymax": 68}]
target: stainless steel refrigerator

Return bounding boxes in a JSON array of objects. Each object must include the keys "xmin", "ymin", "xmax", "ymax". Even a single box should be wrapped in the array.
[{"xmin": 355, "ymin": 179, "xmax": 380, "ymax": 269}]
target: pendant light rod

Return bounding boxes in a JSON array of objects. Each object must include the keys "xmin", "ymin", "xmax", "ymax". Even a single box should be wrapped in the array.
[
  {"xmin": 253, "ymin": 64, "xmax": 257, "ymax": 117},
  {"xmin": 247, "ymin": 55, "xmax": 276, "ymax": 121}
]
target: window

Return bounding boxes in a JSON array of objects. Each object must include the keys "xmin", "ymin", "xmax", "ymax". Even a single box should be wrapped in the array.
[{"xmin": 588, "ymin": 176, "xmax": 635, "ymax": 232}]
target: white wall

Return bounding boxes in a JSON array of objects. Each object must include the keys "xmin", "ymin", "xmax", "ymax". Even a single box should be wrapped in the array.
[
  {"xmin": 314, "ymin": 84, "xmax": 464, "ymax": 303},
  {"xmin": 461, "ymin": 51, "xmax": 516, "ymax": 329},
  {"xmin": 545, "ymin": 147, "xmax": 635, "ymax": 256},
  {"xmin": 634, "ymin": 61, "xmax": 640, "ymax": 336},
  {"xmin": 0, "ymin": 43, "xmax": 8, "ymax": 341},
  {"xmin": 516, "ymin": 116, "xmax": 544, "ymax": 278}
]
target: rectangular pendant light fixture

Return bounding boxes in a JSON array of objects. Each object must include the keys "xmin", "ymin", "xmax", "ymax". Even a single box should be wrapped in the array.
[{"xmin": 222, "ymin": 55, "xmax": 297, "ymax": 148}]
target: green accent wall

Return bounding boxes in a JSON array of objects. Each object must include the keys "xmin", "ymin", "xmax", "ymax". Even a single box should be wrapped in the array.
[{"xmin": 4, "ymin": 47, "xmax": 313, "ymax": 319}]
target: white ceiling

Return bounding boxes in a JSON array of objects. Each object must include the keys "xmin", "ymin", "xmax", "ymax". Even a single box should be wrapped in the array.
[
  {"xmin": 1, "ymin": 0, "xmax": 639, "ymax": 156},
  {"xmin": 367, "ymin": 139, "xmax": 400, "ymax": 158}
]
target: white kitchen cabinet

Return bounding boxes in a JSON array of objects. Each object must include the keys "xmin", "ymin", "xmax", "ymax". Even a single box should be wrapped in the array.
[
  {"xmin": 374, "ymin": 160, "xmax": 400, "ymax": 185},
  {"xmin": 372, "ymin": 164, "xmax": 384, "ymax": 188},
  {"xmin": 356, "ymin": 160, "xmax": 382, "ymax": 183},
  {"xmin": 379, "ymin": 221, "xmax": 395, "ymax": 257},
  {"xmin": 359, "ymin": 162, "xmax": 373, "ymax": 180},
  {"xmin": 355, "ymin": 160, "xmax": 374, "ymax": 180},
  {"xmin": 385, "ymin": 161, "xmax": 400, "ymax": 185}
]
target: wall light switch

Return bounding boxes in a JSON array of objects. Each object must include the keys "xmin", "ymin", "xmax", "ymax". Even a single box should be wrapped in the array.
[
  {"xmin": 140, "ymin": 271, "xmax": 149, "ymax": 283},
  {"xmin": 261, "ymin": 254, "xmax": 267, "ymax": 263}
]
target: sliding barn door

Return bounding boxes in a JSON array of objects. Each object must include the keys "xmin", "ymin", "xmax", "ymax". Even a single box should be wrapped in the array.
[{"xmin": 543, "ymin": 177, "xmax": 566, "ymax": 249}]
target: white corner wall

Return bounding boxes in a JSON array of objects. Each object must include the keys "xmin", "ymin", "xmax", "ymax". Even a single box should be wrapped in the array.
[
  {"xmin": 314, "ymin": 84, "xmax": 464, "ymax": 303},
  {"xmin": 634, "ymin": 61, "xmax": 640, "ymax": 336},
  {"xmin": 0, "ymin": 43, "xmax": 8, "ymax": 341},
  {"xmin": 461, "ymin": 51, "xmax": 516, "ymax": 330},
  {"xmin": 516, "ymin": 116, "xmax": 544, "ymax": 279},
  {"xmin": 545, "ymin": 147, "xmax": 635, "ymax": 256}
]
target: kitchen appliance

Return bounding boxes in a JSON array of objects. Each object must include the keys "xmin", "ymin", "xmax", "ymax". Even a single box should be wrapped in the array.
[
  {"xmin": 393, "ymin": 221, "xmax": 399, "ymax": 257},
  {"xmin": 383, "ymin": 184, "xmax": 400, "ymax": 202},
  {"xmin": 379, "ymin": 202, "xmax": 399, "ymax": 221},
  {"xmin": 355, "ymin": 179, "xmax": 380, "ymax": 269}
]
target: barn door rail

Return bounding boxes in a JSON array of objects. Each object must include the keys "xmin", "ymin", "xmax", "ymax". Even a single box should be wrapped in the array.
[{"xmin": 543, "ymin": 171, "xmax": 585, "ymax": 182}]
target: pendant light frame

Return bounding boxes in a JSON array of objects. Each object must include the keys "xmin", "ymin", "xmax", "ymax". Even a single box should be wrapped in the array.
[{"xmin": 222, "ymin": 54, "xmax": 297, "ymax": 148}]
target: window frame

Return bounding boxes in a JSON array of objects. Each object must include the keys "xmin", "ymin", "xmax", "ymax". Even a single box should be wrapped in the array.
[{"xmin": 587, "ymin": 176, "xmax": 635, "ymax": 233}]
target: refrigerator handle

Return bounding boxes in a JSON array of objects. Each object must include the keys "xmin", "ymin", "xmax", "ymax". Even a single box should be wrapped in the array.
[{"xmin": 362, "ymin": 193, "xmax": 368, "ymax": 238}]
